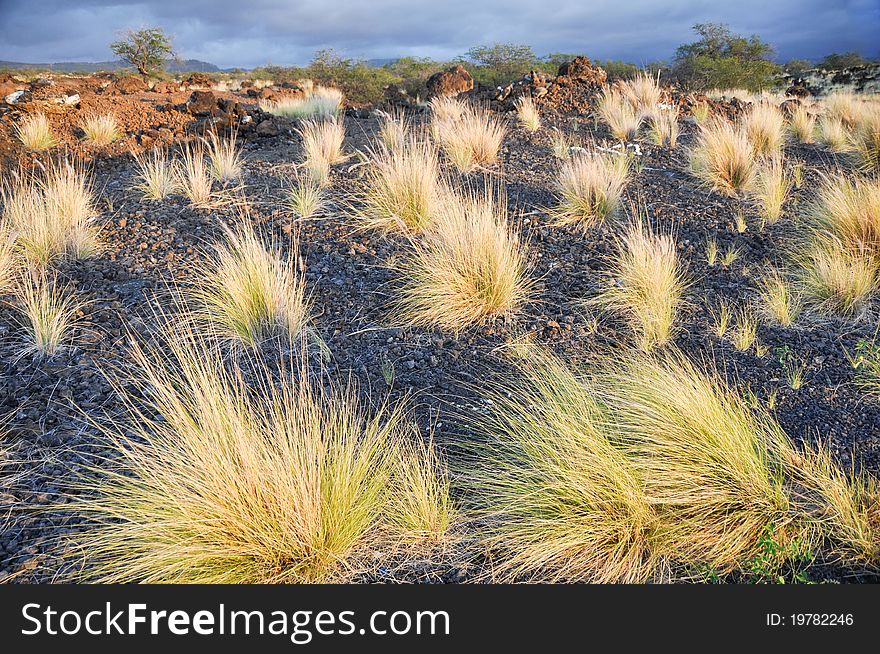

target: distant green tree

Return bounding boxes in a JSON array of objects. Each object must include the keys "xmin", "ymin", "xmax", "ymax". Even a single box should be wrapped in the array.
[
  {"xmin": 305, "ymin": 49, "xmax": 399, "ymax": 105},
  {"xmin": 818, "ymin": 51, "xmax": 871, "ymax": 70},
  {"xmin": 110, "ymin": 27, "xmax": 174, "ymax": 78},
  {"xmin": 465, "ymin": 43, "xmax": 539, "ymax": 86},
  {"xmin": 672, "ymin": 23, "xmax": 779, "ymax": 91},
  {"xmin": 783, "ymin": 59, "xmax": 812, "ymax": 76}
]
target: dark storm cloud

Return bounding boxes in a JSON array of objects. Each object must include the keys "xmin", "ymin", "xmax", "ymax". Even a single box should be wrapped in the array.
[{"xmin": 0, "ymin": 0, "xmax": 877, "ymax": 67}]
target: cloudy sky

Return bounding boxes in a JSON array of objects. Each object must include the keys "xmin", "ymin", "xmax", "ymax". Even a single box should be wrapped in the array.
[{"xmin": 0, "ymin": 0, "xmax": 877, "ymax": 67}]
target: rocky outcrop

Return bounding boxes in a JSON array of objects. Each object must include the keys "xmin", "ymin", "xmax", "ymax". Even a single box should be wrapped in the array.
[
  {"xmin": 114, "ymin": 76, "xmax": 147, "ymax": 94},
  {"xmin": 556, "ymin": 56, "xmax": 608, "ymax": 86},
  {"xmin": 425, "ymin": 65, "xmax": 474, "ymax": 97},
  {"xmin": 780, "ymin": 63, "xmax": 880, "ymax": 97}
]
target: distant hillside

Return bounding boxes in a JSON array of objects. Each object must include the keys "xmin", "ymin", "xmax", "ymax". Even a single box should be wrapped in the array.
[{"xmin": 0, "ymin": 59, "xmax": 220, "ymax": 73}]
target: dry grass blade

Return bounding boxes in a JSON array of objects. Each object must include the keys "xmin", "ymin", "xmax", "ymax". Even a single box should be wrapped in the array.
[
  {"xmin": 787, "ymin": 105, "xmax": 816, "ymax": 144},
  {"xmin": 751, "ymin": 154, "xmax": 790, "ymax": 223},
  {"xmin": 287, "ymin": 175, "xmax": 326, "ymax": 219},
  {"xmin": 298, "ymin": 118, "xmax": 346, "ymax": 185},
  {"xmin": 649, "ymin": 107, "xmax": 680, "ymax": 148},
  {"xmin": 434, "ymin": 104, "xmax": 506, "ymax": 172}
]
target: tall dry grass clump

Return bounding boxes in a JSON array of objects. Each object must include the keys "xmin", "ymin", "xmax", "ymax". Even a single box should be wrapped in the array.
[
  {"xmin": 757, "ymin": 269, "xmax": 802, "ymax": 326},
  {"xmin": 853, "ymin": 107, "xmax": 880, "ymax": 171},
  {"xmin": 377, "ymin": 109, "xmax": 410, "ymax": 151},
  {"xmin": 14, "ymin": 272, "xmax": 82, "ymax": 358},
  {"xmin": 14, "ymin": 113, "xmax": 56, "ymax": 150},
  {"xmin": 434, "ymin": 104, "xmax": 506, "ymax": 172},
  {"xmin": 742, "ymin": 103, "xmax": 785, "ymax": 155},
  {"xmin": 810, "ymin": 175, "xmax": 880, "ymax": 256},
  {"xmin": 689, "ymin": 118, "xmax": 757, "ymax": 195},
  {"xmin": 0, "ymin": 222, "xmax": 15, "ymax": 294},
  {"xmin": 818, "ymin": 115, "xmax": 852, "ymax": 152},
  {"xmin": 429, "ymin": 96, "xmax": 467, "ymax": 125},
  {"xmin": 621, "ymin": 73, "xmax": 662, "ymax": 117},
  {"xmin": 551, "ymin": 151, "xmax": 629, "ymax": 229},
  {"xmin": 594, "ymin": 222, "xmax": 687, "ymax": 351},
  {"xmin": 602, "ymin": 352, "xmax": 880, "ymax": 571},
  {"xmin": 286, "ymin": 175, "xmax": 326, "ymax": 220},
  {"xmin": 1, "ymin": 162, "xmax": 99, "ymax": 266},
  {"xmin": 298, "ymin": 119, "xmax": 346, "ymax": 185},
  {"xmin": 191, "ymin": 224, "xmax": 309, "ymax": 347},
  {"xmin": 648, "ymin": 107, "xmax": 680, "ymax": 148},
  {"xmin": 460, "ymin": 353, "xmax": 658, "ymax": 582},
  {"xmin": 68, "ymin": 321, "xmax": 452, "ymax": 583},
  {"xmin": 80, "ymin": 113, "xmax": 121, "ymax": 146},
  {"xmin": 396, "ymin": 189, "xmax": 531, "ymax": 332},
  {"xmin": 799, "ymin": 238, "xmax": 879, "ymax": 316},
  {"xmin": 358, "ymin": 137, "xmax": 442, "ymax": 232},
  {"xmin": 205, "ymin": 131, "xmax": 243, "ymax": 182},
  {"xmin": 514, "ymin": 96, "xmax": 541, "ymax": 132},
  {"xmin": 750, "ymin": 154, "xmax": 790, "ymax": 223},
  {"xmin": 798, "ymin": 175, "xmax": 880, "ymax": 315},
  {"xmin": 787, "ymin": 105, "xmax": 816, "ymax": 144},
  {"xmin": 176, "ymin": 141, "xmax": 215, "ymax": 207},
  {"xmin": 823, "ymin": 92, "xmax": 864, "ymax": 128},
  {"xmin": 597, "ymin": 88, "xmax": 642, "ymax": 141},
  {"xmin": 132, "ymin": 148, "xmax": 176, "ymax": 201},
  {"xmin": 463, "ymin": 349, "xmax": 880, "ymax": 579}
]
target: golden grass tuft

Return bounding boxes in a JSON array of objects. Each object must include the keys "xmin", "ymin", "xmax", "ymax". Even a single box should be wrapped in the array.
[
  {"xmin": 191, "ymin": 224, "xmax": 309, "ymax": 347},
  {"xmin": 132, "ymin": 148, "xmax": 176, "ymax": 201},
  {"xmin": 395, "ymin": 188, "xmax": 531, "ymax": 332},
  {"xmin": 459, "ymin": 352, "xmax": 658, "ymax": 582},
  {"xmin": 514, "ymin": 96, "xmax": 541, "ymax": 132},
  {"xmin": 1, "ymin": 162, "xmax": 99, "ymax": 266},
  {"xmin": 434, "ymin": 104, "xmax": 506, "ymax": 172},
  {"xmin": 0, "ymin": 222, "xmax": 15, "ymax": 294},
  {"xmin": 621, "ymin": 73, "xmax": 662, "ymax": 117},
  {"xmin": 757, "ymin": 269, "xmax": 802, "ymax": 326},
  {"xmin": 689, "ymin": 118, "xmax": 757, "ymax": 196},
  {"xmin": 377, "ymin": 109, "xmax": 410, "ymax": 151},
  {"xmin": 205, "ymin": 131, "xmax": 243, "ymax": 182},
  {"xmin": 68, "ymin": 320, "xmax": 452, "ymax": 583},
  {"xmin": 176, "ymin": 141, "xmax": 215, "ymax": 207},
  {"xmin": 14, "ymin": 272, "xmax": 82, "ymax": 357},
  {"xmin": 751, "ymin": 154, "xmax": 790, "ymax": 223},
  {"xmin": 787, "ymin": 105, "xmax": 816, "ymax": 144},
  {"xmin": 594, "ymin": 221, "xmax": 687, "ymax": 351},
  {"xmin": 14, "ymin": 113, "xmax": 56, "ymax": 150},
  {"xmin": 429, "ymin": 95, "xmax": 467, "ymax": 125},
  {"xmin": 551, "ymin": 151, "xmax": 629, "ymax": 229},
  {"xmin": 286, "ymin": 175, "xmax": 326, "ymax": 219},
  {"xmin": 742, "ymin": 103, "xmax": 785, "ymax": 155},
  {"xmin": 358, "ymin": 137, "xmax": 442, "ymax": 233},
  {"xmin": 597, "ymin": 88, "xmax": 642, "ymax": 141},
  {"xmin": 464, "ymin": 349, "xmax": 880, "ymax": 579},
  {"xmin": 823, "ymin": 91, "xmax": 864, "ymax": 128},
  {"xmin": 648, "ymin": 107, "xmax": 680, "ymax": 148},
  {"xmin": 799, "ymin": 237, "xmax": 879, "ymax": 316},
  {"xmin": 818, "ymin": 115, "xmax": 852, "ymax": 152},
  {"xmin": 80, "ymin": 113, "xmax": 121, "ymax": 146},
  {"xmin": 853, "ymin": 106, "xmax": 880, "ymax": 171},
  {"xmin": 298, "ymin": 118, "xmax": 346, "ymax": 185},
  {"xmin": 809, "ymin": 174, "xmax": 880, "ymax": 256}
]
